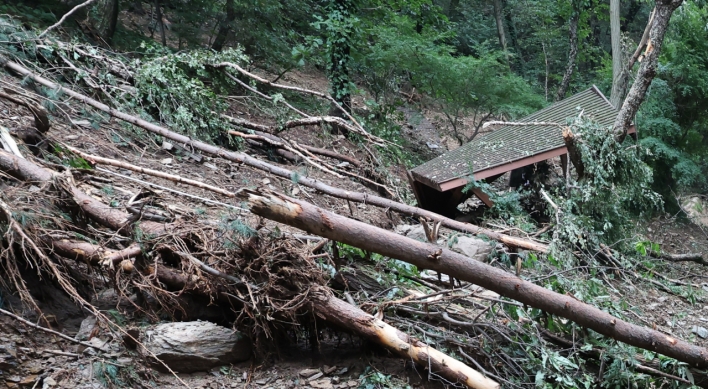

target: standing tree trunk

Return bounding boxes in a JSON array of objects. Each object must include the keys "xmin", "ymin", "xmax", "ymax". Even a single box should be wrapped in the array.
[
  {"xmin": 326, "ymin": 0, "xmax": 355, "ymax": 116},
  {"xmin": 94, "ymin": 0, "xmax": 119, "ymax": 44},
  {"xmin": 492, "ymin": 0, "xmax": 508, "ymax": 52},
  {"xmin": 211, "ymin": 0, "xmax": 236, "ymax": 51},
  {"xmin": 154, "ymin": 0, "xmax": 166, "ymax": 46},
  {"xmin": 613, "ymin": 0, "xmax": 684, "ymax": 142},
  {"xmin": 609, "ymin": 0, "xmax": 629, "ymax": 108},
  {"xmin": 555, "ymin": 1, "xmax": 580, "ymax": 101}
]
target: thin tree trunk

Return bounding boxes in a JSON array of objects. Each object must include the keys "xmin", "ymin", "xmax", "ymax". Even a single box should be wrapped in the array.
[
  {"xmin": 94, "ymin": 0, "xmax": 119, "ymax": 44},
  {"xmin": 556, "ymin": 1, "xmax": 579, "ymax": 101},
  {"xmin": 211, "ymin": 0, "xmax": 235, "ymax": 51},
  {"xmin": 492, "ymin": 0, "xmax": 508, "ymax": 53},
  {"xmin": 610, "ymin": 0, "xmax": 624, "ymax": 108},
  {"xmin": 613, "ymin": 0, "xmax": 684, "ymax": 142},
  {"xmin": 154, "ymin": 0, "xmax": 166, "ymax": 46},
  {"xmin": 238, "ymin": 188, "xmax": 708, "ymax": 368}
]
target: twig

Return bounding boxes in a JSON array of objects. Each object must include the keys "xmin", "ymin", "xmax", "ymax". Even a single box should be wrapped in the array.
[
  {"xmin": 94, "ymin": 167, "xmax": 247, "ymax": 211},
  {"xmin": 67, "ymin": 145, "xmax": 238, "ymax": 198},
  {"xmin": 38, "ymin": 0, "xmax": 99, "ymax": 38},
  {"xmin": 0, "ymin": 308, "xmax": 109, "ymax": 352}
]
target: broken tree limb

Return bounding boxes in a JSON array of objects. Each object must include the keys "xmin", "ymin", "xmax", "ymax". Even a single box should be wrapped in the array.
[
  {"xmin": 237, "ymin": 188, "xmax": 708, "ymax": 368},
  {"xmin": 311, "ymin": 287, "xmax": 499, "ymax": 389},
  {"xmin": 66, "ymin": 145, "xmax": 237, "ymax": 198},
  {"xmin": 0, "ymin": 59, "xmax": 547, "ymax": 253},
  {"xmin": 613, "ymin": 0, "xmax": 684, "ymax": 142},
  {"xmin": 650, "ymin": 251, "xmax": 708, "ymax": 266},
  {"xmin": 0, "ymin": 149, "xmax": 170, "ymax": 236},
  {"xmin": 0, "ymin": 308, "xmax": 110, "ymax": 352},
  {"xmin": 628, "ymin": 8, "xmax": 656, "ymax": 69},
  {"xmin": 50, "ymin": 239, "xmax": 142, "ymax": 267}
]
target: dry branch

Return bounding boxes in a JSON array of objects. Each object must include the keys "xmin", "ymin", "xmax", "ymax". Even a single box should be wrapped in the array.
[
  {"xmin": 0, "ymin": 58, "xmax": 547, "ymax": 253},
  {"xmin": 650, "ymin": 251, "xmax": 708, "ymax": 266},
  {"xmin": 37, "ymin": 0, "xmax": 98, "ymax": 38},
  {"xmin": 237, "ymin": 188, "xmax": 708, "ymax": 368},
  {"xmin": 311, "ymin": 287, "xmax": 499, "ymax": 389},
  {"xmin": 0, "ymin": 308, "xmax": 110, "ymax": 352},
  {"xmin": 66, "ymin": 145, "xmax": 236, "ymax": 198}
]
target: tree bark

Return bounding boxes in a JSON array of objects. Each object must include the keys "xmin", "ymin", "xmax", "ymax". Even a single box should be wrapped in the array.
[
  {"xmin": 154, "ymin": 0, "xmax": 166, "ymax": 46},
  {"xmin": 610, "ymin": 0, "xmax": 625, "ymax": 108},
  {"xmin": 238, "ymin": 188, "xmax": 708, "ymax": 368},
  {"xmin": 94, "ymin": 0, "xmax": 120, "ymax": 45},
  {"xmin": 211, "ymin": 0, "xmax": 236, "ymax": 51},
  {"xmin": 492, "ymin": 0, "xmax": 508, "ymax": 53},
  {"xmin": 556, "ymin": 1, "xmax": 580, "ymax": 101},
  {"xmin": 613, "ymin": 0, "xmax": 684, "ymax": 142},
  {"xmin": 312, "ymin": 287, "xmax": 500, "ymax": 389},
  {"xmin": 0, "ymin": 58, "xmax": 548, "ymax": 253}
]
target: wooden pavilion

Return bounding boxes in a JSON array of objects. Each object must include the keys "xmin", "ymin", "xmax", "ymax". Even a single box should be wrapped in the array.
[{"xmin": 407, "ymin": 86, "xmax": 636, "ymax": 217}]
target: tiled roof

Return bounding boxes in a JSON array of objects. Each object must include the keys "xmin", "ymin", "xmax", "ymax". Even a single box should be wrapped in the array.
[{"xmin": 410, "ymin": 86, "xmax": 617, "ymax": 187}]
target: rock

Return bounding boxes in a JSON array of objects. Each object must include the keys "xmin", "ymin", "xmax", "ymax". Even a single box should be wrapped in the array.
[
  {"xmin": 299, "ymin": 369, "xmax": 320, "ymax": 378},
  {"xmin": 160, "ymin": 158, "xmax": 173, "ymax": 165},
  {"xmin": 405, "ymin": 225, "xmax": 427, "ymax": 242},
  {"xmin": 254, "ymin": 379, "xmax": 268, "ymax": 385},
  {"xmin": 75, "ymin": 315, "xmax": 97, "ymax": 341},
  {"xmin": 308, "ymin": 372, "xmax": 324, "ymax": 381},
  {"xmin": 162, "ymin": 141, "xmax": 174, "ymax": 151},
  {"xmin": 449, "ymin": 236, "xmax": 493, "ymax": 261},
  {"xmin": 426, "ymin": 142, "xmax": 439, "ymax": 149},
  {"xmin": 42, "ymin": 376, "xmax": 56, "ymax": 388},
  {"xmin": 310, "ymin": 378, "xmax": 333, "ymax": 389},
  {"xmin": 141, "ymin": 321, "xmax": 251, "ymax": 373},
  {"xmin": 692, "ymin": 326, "xmax": 708, "ymax": 339}
]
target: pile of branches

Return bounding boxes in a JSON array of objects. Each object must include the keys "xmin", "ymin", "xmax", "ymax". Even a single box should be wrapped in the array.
[{"xmin": 0, "ymin": 17, "xmax": 706, "ymax": 389}]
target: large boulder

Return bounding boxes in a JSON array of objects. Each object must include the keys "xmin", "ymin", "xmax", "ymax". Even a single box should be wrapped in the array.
[{"xmin": 141, "ymin": 321, "xmax": 251, "ymax": 373}]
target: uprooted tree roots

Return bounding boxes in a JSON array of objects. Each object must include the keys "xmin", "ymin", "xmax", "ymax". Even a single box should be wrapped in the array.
[{"xmin": 0, "ymin": 150, "xmax": 502, "ymax": 388}]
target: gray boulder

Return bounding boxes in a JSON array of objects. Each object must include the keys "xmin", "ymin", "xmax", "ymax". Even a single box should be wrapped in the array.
[
  {"xmin": 449, "ymin": 236, "xmax": 492, "ymax": 261},
  {"xmin": 141, "ymin": 321, "xmax": 251, "ymax": 373}
]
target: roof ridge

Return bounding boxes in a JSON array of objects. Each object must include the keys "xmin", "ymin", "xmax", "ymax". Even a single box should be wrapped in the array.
[{"xmin": 590, "ymin": 85, "xmax": 616, "ymax": 110}]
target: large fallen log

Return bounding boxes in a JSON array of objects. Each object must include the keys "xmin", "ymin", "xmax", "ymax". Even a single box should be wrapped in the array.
[
  {"xmin": 0, "ymin": 58, "xmax": 547, "ymax": 253},
  {"xmin": 310, "ymin": 286, "xmax": 499, "ymax": 389},
  {"xmin": 237, "ymin": 188, "xmax": 708, "ymax": 369}
]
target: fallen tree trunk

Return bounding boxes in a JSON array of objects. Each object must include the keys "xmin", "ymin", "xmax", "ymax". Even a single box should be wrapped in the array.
[
  {"xmin": 237, "ymin": 188, "xmax": 708, "ymax": 368},
  {"xmin": 311, "ymin": 286, "xmax": 499, "ymax": 389},
  {"xmin": 0, "ymin": 58, "xmax": 547, "ymax": 253},
  {"xmin": 650, "ymin": 251, "xmax": 708, "ymax": 266}
]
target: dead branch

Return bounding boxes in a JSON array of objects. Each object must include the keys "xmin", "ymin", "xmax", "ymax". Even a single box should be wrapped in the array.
[
  {"xmin": 215, "ymin": 62, "xmax": 378, "ymax": 142},
  {"xmin": 50, "ymin": 239, "xmax": 141, "ymax": 267},
  {"xmin": 237, "ymin": 188, "xmax": 708, "ymax": 368},
  {"xmin": 650, "ymin": 251, "xmax": 708, "ymax": 266},
  {"xmin": 311, "ymin": 287, "xmax": 499, "ymax": 389},
  {"xmin": 0, "ymin": 308, "xmax": 110, "ymax": 352},
  {"xmin": 38, "ymin": 0, "xmax": 99, "ymax": 38},
  {"xmin": 0, "ymin": 60, "xmax": 548, "ymax": 253},
  {"xmin": 67, "ymin": 145, "xmax": 236, "ymax": 198},
  {"xmin": 628, "ymin": 8, "xmax": 656, "ymax": 69}
]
